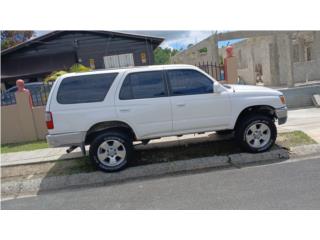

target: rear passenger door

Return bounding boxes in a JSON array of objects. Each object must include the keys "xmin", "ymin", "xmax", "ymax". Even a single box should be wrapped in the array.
[{"xmin": 115, "ymin": 70, "xmax": 172, "ymax": 139}]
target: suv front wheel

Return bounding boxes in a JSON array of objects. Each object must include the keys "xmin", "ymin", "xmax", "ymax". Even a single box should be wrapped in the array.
[
  {"xmin": 89, "ymin": 131, "xmax": 133, "ymax": 172},
  {"xmin": 236, "ymin": 114, "xmax": 277, "ymax": 153}
]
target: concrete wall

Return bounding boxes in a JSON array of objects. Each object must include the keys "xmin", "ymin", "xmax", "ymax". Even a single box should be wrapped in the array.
[
  {"xmin": 221, "ymin": 37, "xmax": 274, "ymax": 86},
  {"xmin": 1, "ymin": 92, "xmax": 47, "ymax": 144},
  {"xmin": 171, "ymin": 35, "xmax": 219, "ymax": 65},
  {"xmin": 1, "ymin": 105, "xmax": 23, "ymax": 144},
  {"xmin": 33, "ymin": 106, "xmax": 48, "ymax": 140},
  {"xmin": 293, "ymin": 60, "xmax": 320, "ymax": 83},
  {"xmin": 279, "ymin": 84, "xmax": 320, "ymax": 109}
]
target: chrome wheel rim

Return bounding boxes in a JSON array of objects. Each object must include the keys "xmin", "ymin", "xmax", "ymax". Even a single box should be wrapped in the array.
[
  {"xmin": 245, "ymin": 122, "xmax": 271, "ymax": 148},
  {"xmin": 97, "ymin": 140, "xmax": 126, "ymax": 167}
]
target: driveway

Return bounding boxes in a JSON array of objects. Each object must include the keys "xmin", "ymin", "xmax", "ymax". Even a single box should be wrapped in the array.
[{"xmin": 278, "ymin": 107, "xmax": 320, "ymax": 143}]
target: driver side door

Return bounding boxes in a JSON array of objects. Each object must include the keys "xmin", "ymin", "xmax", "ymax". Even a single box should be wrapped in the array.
[{"xmin": 167, "ymin": 69, "xmax": 231, "ymax": 133}]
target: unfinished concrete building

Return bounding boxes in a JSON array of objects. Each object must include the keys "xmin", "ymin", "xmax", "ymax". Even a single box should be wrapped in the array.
[
  {"xmin": 171, "ymin": 34, "xmax": 220, "ymax": 66},
  {"xmin": 172, "ymin": 31, "xmax": 320, "ymax": 87}
]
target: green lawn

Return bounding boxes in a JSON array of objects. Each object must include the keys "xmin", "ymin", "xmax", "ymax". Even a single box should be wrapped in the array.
[
  {"xmin": 277, "ymin": 130, "xmax": 317, "ymax": 148},
  {"xmin": 1, "ymin": 140, "xmax": 48, "ymax": 154}
]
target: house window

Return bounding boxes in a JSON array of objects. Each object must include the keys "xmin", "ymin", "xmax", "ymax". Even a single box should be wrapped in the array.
[{"xmin": 104, "ymin": 53, "xmax": 134, "ymax": 69}]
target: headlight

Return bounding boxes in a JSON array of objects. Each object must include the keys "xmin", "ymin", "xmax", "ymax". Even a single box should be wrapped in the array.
[{"xmin": 279, "ymin": 95, "xmax": 286, "ymax": 105}]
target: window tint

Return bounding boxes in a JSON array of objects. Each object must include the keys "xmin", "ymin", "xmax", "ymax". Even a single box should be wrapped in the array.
[
  {"xmin": 57, "ymin": 73, "xmax": 118, "ymax": 104},
  {"xmin": 119, "ymin": 71, "xmax": 166, "ymax": 100},
  {"xmin": 167, "ymin": 69, "xmax": 213, "ymax": 96}
]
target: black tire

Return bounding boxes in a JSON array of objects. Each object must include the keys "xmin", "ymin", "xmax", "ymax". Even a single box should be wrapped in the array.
[
  {"xmin": 216, "ymin": 130, "xmax": 234, "ymax": 135},
  {"xmin": 89, "ymin": 131, "xmax": 133, "ymax": 172},
  {"xmin": 235, "ymin": 114, "xmax": 277, "ymax": 153}
]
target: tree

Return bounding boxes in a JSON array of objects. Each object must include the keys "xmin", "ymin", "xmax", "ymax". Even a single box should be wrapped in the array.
[
  {"xmin": 154, "ymin": 47, "xmax": 179, "ymax": 64},
  {"xmin": 1, "ymin": 31, "xmax": 34, "ymax": 50}
]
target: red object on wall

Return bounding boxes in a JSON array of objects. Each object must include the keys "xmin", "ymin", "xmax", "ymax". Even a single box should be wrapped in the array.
[
  {"xmin": 226, "ymin": 46, "xmax": 233, "ymax": 58},
  {"xmin": 16, "ymin": 79, "xmax": 33, "ymax": 107},
  {"xmin": 224, "ymin": 46, "xmax": 234, "ymax": 81}
]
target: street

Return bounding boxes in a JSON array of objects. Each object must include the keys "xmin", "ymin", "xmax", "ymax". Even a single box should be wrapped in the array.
[{"xmin": 2, "ymin": 155, "xmax": 320, "ymax": 209}]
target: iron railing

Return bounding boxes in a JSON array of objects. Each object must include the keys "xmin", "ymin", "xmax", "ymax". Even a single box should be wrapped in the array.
[{"xmin": 196, "ymin": 61, "xmax": 225, "ymax": 81}]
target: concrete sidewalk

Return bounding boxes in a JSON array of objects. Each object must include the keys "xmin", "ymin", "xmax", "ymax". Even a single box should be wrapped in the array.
[
  {"xmin": 1, "ymin": 147, "xmax": 84, "ymax": 167},
  {"xmin": 1, "ymin": 107, "xmax": 319, "ymax": 168},
  {"xmin": 278, "ymin": 107, "xmax": 320, "ymax": 143}
]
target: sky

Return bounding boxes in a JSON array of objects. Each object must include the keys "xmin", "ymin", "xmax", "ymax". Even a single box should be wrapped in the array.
[
  {"xmin": 35, "ymin": 31, "xmax": 243, "ymax": 50},
  {"xmin": 123, "ymin": 31, "xmax": 243, "ymax": 49}
]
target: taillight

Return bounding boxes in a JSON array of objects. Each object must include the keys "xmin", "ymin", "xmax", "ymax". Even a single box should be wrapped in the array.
[{"xmin": 45, "ymin": 111, "xmax": 54, "ymax": 129}]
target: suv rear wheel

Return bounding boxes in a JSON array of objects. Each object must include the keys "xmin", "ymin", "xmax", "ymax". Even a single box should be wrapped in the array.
[
  {"xmin": 236, "ymin": 114, "xmax": 277, "ymax": 152},
  {"xmin": 89, "ymin": 131, "xmax": 133, "ymax": 172}
]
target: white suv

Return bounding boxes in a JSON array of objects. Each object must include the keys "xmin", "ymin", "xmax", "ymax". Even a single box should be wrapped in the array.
[{"xmin": 45, "ymin": 64, "xmax": 287, "ymax": 171}]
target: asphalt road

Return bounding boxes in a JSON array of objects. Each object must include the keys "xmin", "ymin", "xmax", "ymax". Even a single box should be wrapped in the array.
[{"xmin": 2, "ymin": 156, "xmax": 320, "ymax": 210}]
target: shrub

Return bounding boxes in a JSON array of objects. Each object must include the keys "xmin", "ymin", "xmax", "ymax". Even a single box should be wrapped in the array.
[{"xmin": 44, "ymin": 64, "xmax": 92, "ymax": 83}]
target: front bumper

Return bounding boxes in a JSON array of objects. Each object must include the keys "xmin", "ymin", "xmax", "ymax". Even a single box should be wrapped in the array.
[{"xmin": 276, "ymin": 106, "xmax": 288, "ymax": 125}]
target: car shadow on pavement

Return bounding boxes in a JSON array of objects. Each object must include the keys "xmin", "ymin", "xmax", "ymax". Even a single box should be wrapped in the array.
[{"xmin": 30, "ymin": 133, "xmax": 290, "ymax": 197}]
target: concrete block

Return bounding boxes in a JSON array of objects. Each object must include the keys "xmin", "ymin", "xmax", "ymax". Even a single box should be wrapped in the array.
[
  {"xmin": 230, "ymin": 149, "xmax": 289, "ymax": 165},
  {"xmin": 312, "ymin": 94, "xmax": 320, "ymax": 107},
  {"xmin": 279, "ymin": 84, "xmax": 320, "ymax": 109}
]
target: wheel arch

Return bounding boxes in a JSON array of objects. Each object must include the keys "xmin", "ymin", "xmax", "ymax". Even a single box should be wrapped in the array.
[
  {"xmin": 234, "ymin": 105, "xmax": 276, "ymax": 130},
  {"xmin": 85, "ymin": 120, "xmax": 137, "ymax": 145}
]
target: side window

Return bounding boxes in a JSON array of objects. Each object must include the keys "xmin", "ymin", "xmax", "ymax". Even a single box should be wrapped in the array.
[
  {"xmin": 57, "ymin": 73, "xmax": 118, "ymax": 104},
  {"xmin": 167, "ymin": 69, "xmax": 213, "ymax": 96},
  {"xmin": 119, "ymin": 71, "xmax": 166, "ymax": 100}
]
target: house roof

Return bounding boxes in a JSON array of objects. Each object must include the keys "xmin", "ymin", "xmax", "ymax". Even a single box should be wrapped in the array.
[{"xmin": 1, "ymin": 31, "xmax": 164, "ymax": 56}]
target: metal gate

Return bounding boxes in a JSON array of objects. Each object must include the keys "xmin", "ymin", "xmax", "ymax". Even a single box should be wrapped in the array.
[{"xmin": 196, "ymin": 61, "xmax": 225, "ymax": 81}]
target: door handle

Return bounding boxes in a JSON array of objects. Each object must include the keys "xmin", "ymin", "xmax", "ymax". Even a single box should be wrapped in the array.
[
  {"xmin": 119, "ymin": 108, "xmax": 130, "ymax": 112},
  {"xmin": 176, "ymin": 103, "xmax": 186, "ymax": 107}
]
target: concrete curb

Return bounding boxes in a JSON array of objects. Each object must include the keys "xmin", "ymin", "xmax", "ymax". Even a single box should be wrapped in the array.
[{"xmin": 2, "ymin": 145, "xmax": 320, "ymax": 198}]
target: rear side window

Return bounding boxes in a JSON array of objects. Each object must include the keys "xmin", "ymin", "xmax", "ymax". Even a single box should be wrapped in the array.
[
  {"xmin": 167, "ymin": 69, "xmax": 213, "ymax": 96},
  {"xmin": 119, "ymin": 71, "xmax": 166, "ymax": 100},
  {"xmin": 57, "ymin": 73, "xmax": 118, "ymax": 104}
]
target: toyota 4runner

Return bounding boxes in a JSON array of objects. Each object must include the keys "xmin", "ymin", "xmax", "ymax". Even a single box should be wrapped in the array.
[{"xmin": 45, "ymin": 64, "xmax": 287, "ymax": 172}]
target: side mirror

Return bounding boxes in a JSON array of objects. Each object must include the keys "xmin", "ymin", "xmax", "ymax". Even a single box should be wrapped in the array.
[{"xmin": 214, "ymin": 82, "xmax": 225, "ymax": 94}]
